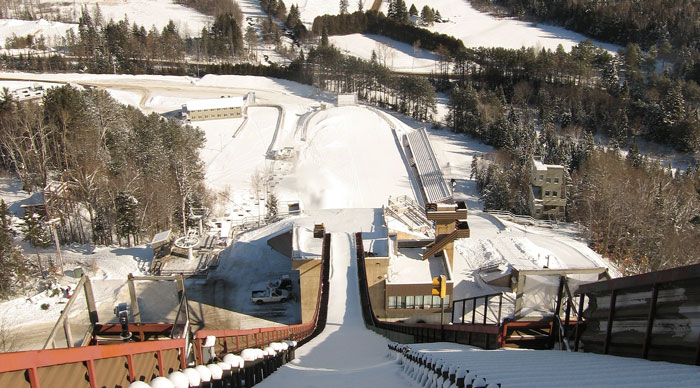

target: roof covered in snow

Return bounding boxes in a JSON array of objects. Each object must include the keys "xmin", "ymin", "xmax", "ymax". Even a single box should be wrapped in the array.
[
  {"xmin": 183, "ymin": 96, "xmax": 245, "ymax": 111},
  {"xmin": 388, "ymin": 247, "xmax": 449, "ymax": 284},
  {"xmin": 533, "ymin": 157, "xmax": 564, "ymax": 171}
]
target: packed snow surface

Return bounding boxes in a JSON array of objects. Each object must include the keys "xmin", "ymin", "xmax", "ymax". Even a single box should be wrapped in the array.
[
  {"xmin": 276, "ymin": 106, "xmax": 415, "ymax": 209},
  {"xmin": 257, "ymin": 232, "xmax": 402, "ymax": 387}
]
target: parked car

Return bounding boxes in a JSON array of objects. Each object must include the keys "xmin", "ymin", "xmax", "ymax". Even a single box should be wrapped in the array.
[
  {"xmin": 251, "ymin": 287, "xmax": 290, "ymax": 304},
  {"xmin": 268, "ymin": 274, "xmax": 293, "ymax": 291}
]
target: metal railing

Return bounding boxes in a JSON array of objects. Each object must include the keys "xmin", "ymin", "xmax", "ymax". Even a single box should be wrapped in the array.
[{"xmin": 451, "ymin": 293, "xmax": 504, "ymax": 326}]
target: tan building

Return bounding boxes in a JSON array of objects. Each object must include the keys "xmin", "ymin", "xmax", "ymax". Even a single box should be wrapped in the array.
[
  {"xmin": 182, "ymin": 96, "xmax": 246, "ymax": 121},
  {"xmin": 366, "ymin": 202, "xmax": 470, "ymax": 323},
  {"xmin": 529, "ymin": 157, "xmax": 566, "ymax": 219}
]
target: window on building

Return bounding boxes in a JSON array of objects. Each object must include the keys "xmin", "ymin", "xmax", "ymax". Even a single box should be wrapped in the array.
[
  {"xmin": 445, "ymin": 295, "xmax": 450, "ymax": 306},
  {"xmin": 432, "ymin": 295, "xmax": 441, "ymax": 308},
  {"xmin": 554, "ymin": 178, "xmax": 559, "ymax": 183},
  {"xmin": 415, "ymin": 295, "xmax": 423, "ymax": 309},
  {"xmin": 406, "ymin": 296, "xmax": 415, "ymax": 309},
  {"xmin": 388, "ymin": 296, "xmax": 396, "ymax": 309},
  {"xmin": 423, "ymin": 295, "xmax": 432, "ymax": 309},
  {"xmin": 546, "ymin": 177, "xmax": 551, "ymax": 183},
  {"xmin": 398, "ymin": 296, "xmax": 406, "ymax": 309},
  {"xmin": 539, "ymin": 174, "xmax": 544, "ymax": 181},
  {"xmin": 553, "ymin": 191, "xmax": 558, "ymax": 197},
  {"xmin": 545, "ymin": 191, "xmax": 550, "ymax": 196}
]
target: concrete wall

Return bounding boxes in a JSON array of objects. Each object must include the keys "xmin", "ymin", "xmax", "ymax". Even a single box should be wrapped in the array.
[
  {"xmin": 365, "ymin": 257, "xmax": 390, "ymax": 318},
  {"xmin": 292, "ymin": 259, "xmax": 322, "ymax": 323}
]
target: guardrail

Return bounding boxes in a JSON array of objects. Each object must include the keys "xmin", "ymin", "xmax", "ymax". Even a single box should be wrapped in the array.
[{"xmin": 451, "ymin": 293, "xmax": 504, "ymax": 326}]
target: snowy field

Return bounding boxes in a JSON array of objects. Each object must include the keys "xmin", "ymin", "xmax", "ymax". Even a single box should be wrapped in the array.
[
  {"xmin": 0, "ymin": 0, "xmax": 210, "ymax": 47},
  {"xmin": 330, "ymin": 33, "xmax": 442, "ymax": 73},
  {"xmin": 378, "ymin": 0, "xmax": 620, "ymax": 52},
  {"xmin": 296, "ymin": 0, "xmax": 618, "ymax": 52},
  {"xmin": 0, "ymin": 19, "xmax": 76, "ymax": 48}
]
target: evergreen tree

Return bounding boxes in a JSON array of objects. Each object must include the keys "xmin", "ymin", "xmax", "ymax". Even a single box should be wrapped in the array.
[
  {"xmin": 115, "ymin": 192, "xmax": 138, "ymax": 246},
  {"xmin": 420, "ymin": 5, "xmax": 434, "ymax": 25},
  {"xmin": 409, "ymin": 4, "xmax": 418, "ymax": 16},
  {"xmin": 266, "ymin": 192, "xmax": 279, "ymax": 222},
  {"xmin": 321, "ymin": 28, "xmax": 329, "ymax": 47},
  {"xmin": 22, "ymin": 209, "xmax": 51, "ymax": 279},
  {"xmin": 387, "ymin": 0, "xmax": 396, "ymax": 19},
  {"xmin": 626, "ymin": 143, "xmax": 644, "ymax": 168},
  {"xmin": 0, "ymin": 200, "xmax": 25, "ymax": 297},
  {"xmin": 357, "ymin": 0, "xmax": 364, "ymax": 12},
  {"xmin": 339, "ymin": 0, "xmax": 349, "ymax": 14},
  {"xmin": 482, "ymin": 168, "xmax": 510, "ymax": 211}
]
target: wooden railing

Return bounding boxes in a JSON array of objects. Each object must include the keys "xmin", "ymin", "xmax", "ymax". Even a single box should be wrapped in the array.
[
  {"xmin": 575, "ymin": 263, "xmax": 700, "ymax": 365},
  {"xmin": 0, "ymin": 337, "xmax": 186, "ymax": 388}
]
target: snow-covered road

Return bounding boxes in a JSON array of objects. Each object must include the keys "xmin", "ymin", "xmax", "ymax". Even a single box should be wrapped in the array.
[{"xmin": 257, "ymin": 232, "xmax": 405, "ymax": 387}]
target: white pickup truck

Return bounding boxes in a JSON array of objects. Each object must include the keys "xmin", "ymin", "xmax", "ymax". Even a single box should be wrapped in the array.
[{"xmin": 251, "ymin": 287, "xmax": 290, "ymax": 305}]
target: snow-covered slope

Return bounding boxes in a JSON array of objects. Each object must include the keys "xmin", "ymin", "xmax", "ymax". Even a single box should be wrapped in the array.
[
  {"xmin": 380, "ymin": 0, "xmax": 619, "ymax": 52},
  {"xmin": 277, "ymin": 106, "xmax": 415, "ymax": 209},
  {"xmin": 256, "ymin": 232, "xmax": 401, "ymax": 387},
  {"xmin": 329, "ymin": 33, "xmax": 442, "ymax": 73},
  {"xmin": 0, "ymin": 0, "xmax": 210, "ymax": 46}
]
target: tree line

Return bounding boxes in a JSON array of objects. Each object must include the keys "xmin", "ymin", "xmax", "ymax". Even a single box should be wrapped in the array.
[
  {"xmin": 304, "ymin": 44, "xmax": 436, "ymax": 121},
  {"xmin": 312, "ymin": 10, "xmax": 465, "ymax": 56},
  {"xmin": 444, "ymin": 40, "xmax": 700, "ymax": 154},
  {"xmin": 470, "ymin": 0, "xmax": 700, "ymax": 89}
]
